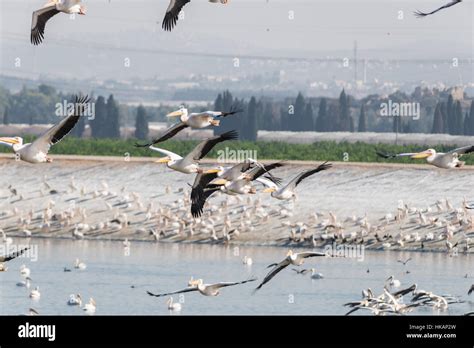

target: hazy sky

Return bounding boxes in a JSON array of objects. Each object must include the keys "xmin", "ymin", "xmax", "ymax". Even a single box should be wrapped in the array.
[{"xmin": 0, "ymin": 0, "xmax": 472, "ymax": 81}]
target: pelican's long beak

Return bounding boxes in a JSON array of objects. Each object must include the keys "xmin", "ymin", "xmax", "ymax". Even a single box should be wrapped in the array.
[
  {"xmin": 166, "ymin": 110, "xmax": 183, "ymax": 118},
  {"xmin": 411, "ymin": 151, "xmax": 431, "ymax": 159},
  {"xmin": 0, "ymin": 137, "xmax": 19, "ymax": 146},
  {"xmin": 262, "ymin": 187, "xmax": 277, "ymax": 193},
  {"xmin": 211, "ymin": 178, "xmax": 228, "ymax": 185},
  {"xmin": 155, "ymin": 156, "xmax": 171, "ymax": 164},
  {"xmin": 204, "ymin": 168, "xmax": 221, "ymax": 174}
]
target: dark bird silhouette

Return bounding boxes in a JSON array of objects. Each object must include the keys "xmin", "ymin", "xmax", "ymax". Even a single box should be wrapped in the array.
[{"xmin": 414, "ymin": 0, "xmax": 462, "ymax": 18}]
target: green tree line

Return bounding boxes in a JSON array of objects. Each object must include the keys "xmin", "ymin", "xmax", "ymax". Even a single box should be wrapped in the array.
[
  {"xmin": 1, "ymin": 84, "xmax": 474, "ymax": 140},
  {"xmin": 0, "ymin": 136, "xmax": 472, "ymax": 165}
]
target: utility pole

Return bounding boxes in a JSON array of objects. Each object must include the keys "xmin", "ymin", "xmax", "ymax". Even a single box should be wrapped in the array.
[{"xmin": 353, "ymin": 40, "xmax": 358, "ymax": 83}]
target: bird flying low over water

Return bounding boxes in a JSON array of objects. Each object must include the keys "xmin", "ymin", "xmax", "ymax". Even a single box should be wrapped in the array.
[
  {"xmin": 162, "ymin": 0, "xmax": 229, "ymax": 31},
  {"xmin": 31, "ymin": 0, "xmax": 86, "ymax": 45},
  {"xmin": 135, "ymin": 106, "xmax": 241, "ymax": 147},
  {"xmin": 414, "ymin": 0, "xmax": 462, "ymax": 17},
  {"xmin": 147, "ymin": 277, "xmax": 257, "ymax": 297},
  {"xmin": 0, "ymin": 247, "xmax": 30, "ymax": 272},
  {"xmin": 150, "ymin": 130, "xmax": 238, "ymax": 174},
  {"xmin": 254, "ymin": 250, "xmax": 329, "ymax": 291},
  {"xmin": 260, "ymin": 162, "xmax": 332, "ymax": 200},
  {"xmin": 0, "ymin": 95, "xmax": 90, "ymax": 163},
  {"xmin": 292, "ymin": 268, "xmax": 313, "ymax": 275},
  {"xmin": 397, "ymin": 257, "xmax": 412, "ymax": 266},
  {"xmin": 376, "ymin": 146, "xmax": 474, "ymax": 169}
]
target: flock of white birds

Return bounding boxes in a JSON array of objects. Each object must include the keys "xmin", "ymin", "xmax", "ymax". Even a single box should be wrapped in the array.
[{"xmin": 0, "ymin": 0, "xmax": 471, "ymax": 315}]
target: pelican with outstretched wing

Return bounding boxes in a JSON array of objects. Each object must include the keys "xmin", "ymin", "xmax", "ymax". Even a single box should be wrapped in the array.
[
  {"xmin": 31, "ymin": 0, "xmax": 86, "ymax": 45},
  {"xmin": 162, "ymin": 0, "xmax": 229, "ymax": 32},
  {"xmin": 0, "ymin": 247, "xmax": 30, "ymax": 272},
  {"xmin": 254, "ymin": 250, "xmax": 328, "ymax": 291},
  {"xmin": 414, "ymin": 0, "xmax": 462, "ymax": 17},
  {"xmin": 150, "ymin": 130, "xmax": 238, "ymax": 174},
  {"xmin": 190, "ymin": 162, "xmax": 283, "ymax": 217},
  {"xmin": 376, "ymin": 146, "xmax": 474, "ymax": 169},
  {"xmin": 135, "ymin": 106, "xmax": 241, "ymax": 147},
  {"xmin": 147, "ymin": 277, "xmax": 257, "ymax": 297},
  {"xmin": 0, "ymin": 95, "xmax": 90, "ymax": 163},
  {"xmin": 261, "ymin": 162, "xmax": 332, "ymax": 200}
]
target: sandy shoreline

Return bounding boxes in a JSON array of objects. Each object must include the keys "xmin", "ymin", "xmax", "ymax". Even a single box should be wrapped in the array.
[
  {"xmin": 1, "ymin": 153, "xmax": 474, "ymax": 170},
  {"xmin": 0, "ymin": 156, "xmax": 472, "ymax": 254}
]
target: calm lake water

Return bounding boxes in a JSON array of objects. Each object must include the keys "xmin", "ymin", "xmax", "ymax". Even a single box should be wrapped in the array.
[{"xmin": 1, "ymin": 238, "xmax": 472, "ymax": 315}]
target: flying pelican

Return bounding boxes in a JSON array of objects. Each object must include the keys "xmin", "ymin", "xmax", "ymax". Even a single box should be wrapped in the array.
[
  {"xmin": 376, "ymin": 146, "xmax": 473, "ymax": 169},
  {"xmin": 217, "ymin": 163, "xmax": 283, "ymax": 196},
  {"xmin": 200, "ymin": 161, "xmax": 257, "ymax": 192},
  {"xmin": 411, "ymin": 291, "xmax": 448, "ymax": 309},
  {"xmin": 255, "ymin": 250, "xmax": 328, "ymax": 291},
  {"xmin": 190, "ymin": 164, "xmax": 281, "ymax": 217},
  {"xmin": 67, "ymin": 294, "xmax": 82, "ymax": 306},
  {"xmin": 151, "ymin": 130, "xmax": 238, "ymax": 174},
  {"xmin": 136, "ymin": 106, "xmax": 241, "ymax": 147},
  {"xmin": 382, "ymin": 288, "xmax": 421, "ymax": 314},
  {"xmin": 414, "ymin": 0, "xmax": 462, "ymax": 17},
  {"xmin": 392, "ymin": 284, "xmax": 417, "ymax": 298},
  {"xmin": 261, "ymin": 162, "xmax": 332, "ymax": 200},
  {"xmin": 191, "ymin": 161, "xmax": 282, "ymax": 203},
  {"xmin": 31, "ymin": 0, "xmax": 86, "ymax": 45},
  {"xmin": 83, "ymin": 298, "xmax": 96, "ymax": 313},
  {"xmin": 162, "ymin": 0, "xmax": 229, "ymax": 31},
  {"xmin": 0, "ymin": 247, "xmax": 30, "ymax": 272},
  {"xmin": 166, "ymin": 297, "xmax": 182, "ymax": 311},
  {"xmin": 210, "ymin": 161, "xmax": 283, "ymax": 187},
  {"xmin": 0, "ymin": 95, "xmax": 90, "ymax": 163},
  {"xmin": 147, "ymin": 277, "xmax": 257, "ymax": 297}
]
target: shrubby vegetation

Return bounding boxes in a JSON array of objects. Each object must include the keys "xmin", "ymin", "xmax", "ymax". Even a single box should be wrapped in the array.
[
  {"xmin": 2, "ymin": 85, "xmax": 474, "ymax": 144},
  {"xmin": 0, "ymin": 137, "xmax": 471, "ymax": 165}
]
